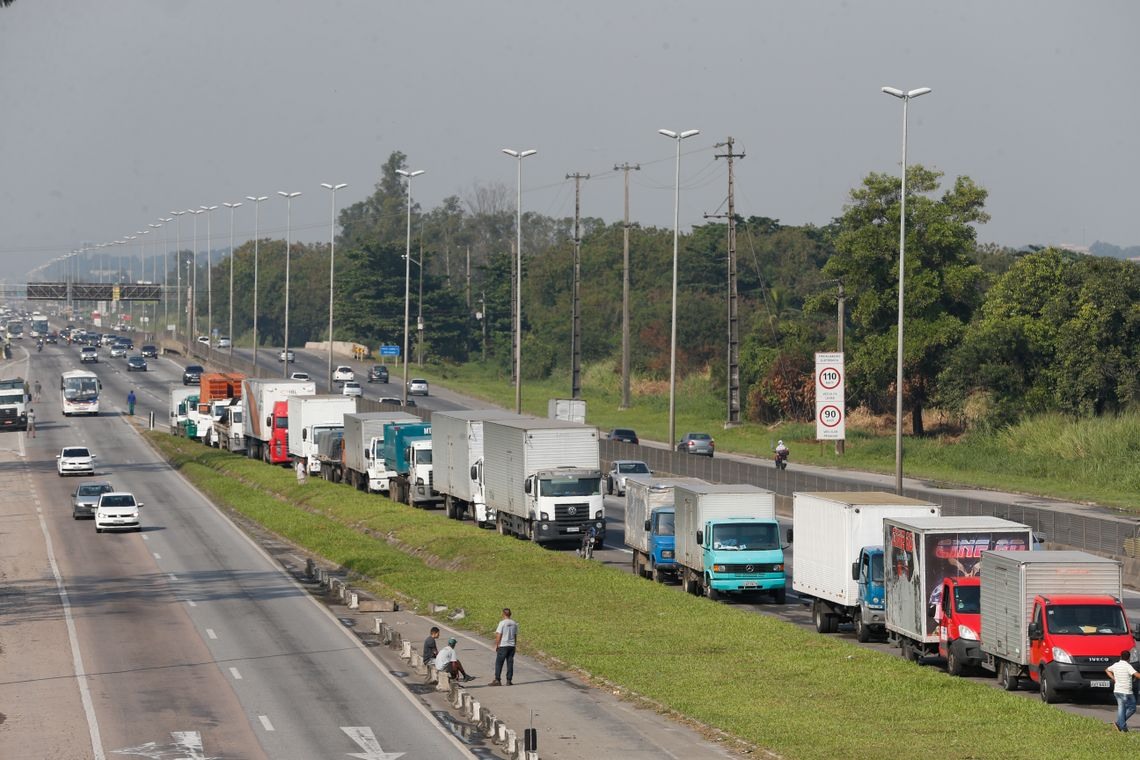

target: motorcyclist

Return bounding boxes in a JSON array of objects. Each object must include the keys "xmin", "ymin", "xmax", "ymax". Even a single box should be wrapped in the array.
[
  {"xmin": 36, "ymin": 338, "xmax": 43, "ymax": 352},
  {"xmin": 774, "ymin": 440, "xmax": 790, "ymax": 468}
]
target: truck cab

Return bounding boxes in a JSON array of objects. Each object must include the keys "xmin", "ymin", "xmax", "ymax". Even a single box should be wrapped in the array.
[
  {"xmin": 524, "ymin": 466, "xmax": 605, "ymax": 546},
  {"xmin": 382, "ymin": 423, "xmax": 439, "ymax": 508},
  {"xmin": 216, "ymin": 402, "xmax": 245, "ymax": 452},
  {"xmin": 403, "ymin": 435, "xmax": 437, "ymax": 507},
  {"xmin": 645, "ymin": 506, "xmax": 677, "ymax": 580},
  {"xmin": 301, "ymin": 423, "xmax": 342, "ymax": 474},
  {"xmin": 468, "ymin": 457, "xmax": 494, "ymax": 525},
  {"xmin": 699, "ymin": 517, "xmax": 785, "ymax": 601},
  {"xmin": 266, "ymin": 400, "xmax": 290, "ymax": 464},
  {"xmin": 852, "ymin": 546, "xmax": 887, "ymax": 640},
  {"xmin": 1029, "ymin": 594, "xmax": 1138, "ymax": 703},
  {"xmin": 937, "ymin": 576, "xmax": 981, "ymax": 675},
  {"xmin": 0, "ymin": 378, "xmax": 30, "ymax": 430}
]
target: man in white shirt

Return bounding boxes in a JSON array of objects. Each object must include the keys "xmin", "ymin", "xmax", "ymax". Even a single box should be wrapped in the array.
[
  {"xmin": 490, "ymin": 608, "xmax": 519, "ymax": 686},
  {"xmin": 1105, "ymin": 649, "xmax": 1140, "ymax": 731},
  {"xmin": 435, "ymin": 637, "xmax": 475, "ymax": 682}
]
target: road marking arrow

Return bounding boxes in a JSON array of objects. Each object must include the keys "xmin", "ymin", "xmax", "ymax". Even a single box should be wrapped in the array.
[
  {"xmin": 112, "ymin": 730, "xmax": 217, "ymax": 760},
  {"xmin": 341, "ymin": 726, "xmax": 406, "ymax": 760}
]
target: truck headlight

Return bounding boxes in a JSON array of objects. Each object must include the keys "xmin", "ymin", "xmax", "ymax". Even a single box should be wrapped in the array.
[
  {"xmin": 957, "ymin": 625, "xmax": 979, "ymax": 641},
  {"xmin": 712, "ymin": 564, "xmax": 726, "ymax": 572},
  {"xmin": 1051, "ymin": 646, "xmax": 1073, "ymax": 664},
  {"xmin": 660, "ymin": 550, "xmax": 674, "ymax": 559},
  {"xmin": 539, "ymin": 512, "xmax": 550, "ymax": 521},
  {"xmin": 416, "ymin": 478, "xmax": 424, "ymax": 485}
]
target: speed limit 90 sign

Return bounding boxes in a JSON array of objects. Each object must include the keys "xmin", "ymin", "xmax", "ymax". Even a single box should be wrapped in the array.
[{"xmin": 815, "ymin": 352, "xmax": 846, "ymax": 440}]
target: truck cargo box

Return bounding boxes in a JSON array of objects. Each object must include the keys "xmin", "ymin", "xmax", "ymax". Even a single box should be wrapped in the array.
[
  {"xmin": 483, "ymin": 418, "xmax": 599, "ymax": 520},
  {"xmin": 674, "ymin": 483, "xmax": 776, "ymax": 575},
  {"xmin": 625, "ymin": 476, "xmax": 706, "ymax": 555}
]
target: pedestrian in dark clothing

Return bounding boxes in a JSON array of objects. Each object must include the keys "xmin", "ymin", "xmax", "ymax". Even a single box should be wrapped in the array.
[
  {"xmin": 423, "ymin": 626, "xmax": 440, "ymax": 664},
  {"xmin": 127, "ymin": 390, "xmax": 136, "ymax": 416},
  {"xmin": 490, "ymin": 608, "xmax": 518, "ymax": 686}
]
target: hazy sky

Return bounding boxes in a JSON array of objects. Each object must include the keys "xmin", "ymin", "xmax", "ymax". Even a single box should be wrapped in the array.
[{"xmin": 2, "ymin": 1, "xmax": 1137, "ymax": 280}]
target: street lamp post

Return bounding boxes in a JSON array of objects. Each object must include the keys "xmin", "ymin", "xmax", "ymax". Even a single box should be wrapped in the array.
[
  {"xmin": 135, "ymin": 230, "xmax": 149, "ymax": 333},
  {"xmin": 881, "ymin": 85, "xmax": 931, "ymax": 496},
  {"xmin": 884, "ymin": 86, "xmax": 930, "ymax": 496},
  {"xmin": 189, "ymin": 209, "xmax": 205, "ymax": 347},
  {"xmin": 223, "ymin": 201, "xmax": 242, "ymax": 362},
  {"xmin": 277, "ymin": 191, "xmax": 302, "ymax": 379},
  {"xmin": 395, "ymin": 169, "xmax": 424, "ymax": 405},
  {"xmin": 149, "ymin": 223, "xmax": 162, "ymax": 340},
  {"xmin": 201, "ymin": 204, "xmax": 218, "ymax": 355},
  {"xmin": 160, "ymin": 217, "xmax": 173, "ymax": 339},
  {"xmin": 246, "ymin": 196, "xmax": 268, "ymax": 372},
  {"xmin": 320, "ymin": 182, "xmax": 348, "ymax": 393},
  {"xmin": 170, "ymin": 210, "xmax": 186, "ymax": 349},
  {"xmin": 658, "ymin": 128, "xmax": 700, "ymax": 448},
  {"xmin": 501, "ymin": 148, "xmax": 537, "ymax": 414}
]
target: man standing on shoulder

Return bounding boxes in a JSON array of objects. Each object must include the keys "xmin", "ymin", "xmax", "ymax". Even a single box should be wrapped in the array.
[
  {"xmin": 490, "ymin": 608, "xmax": 518, "ymax": 686},
  {"xmin": 1106, "ymin": 649, "xmax": 1140, "ymax": 731}
]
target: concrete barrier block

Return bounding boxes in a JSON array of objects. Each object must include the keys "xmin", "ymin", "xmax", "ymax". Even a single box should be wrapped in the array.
[
  {"xmin": 372, "ymin": 617, "xmax": 383, "ymax": 634},
  {"xmin": 496, "ymin": 720, "xmax": 508, "ymax": 743},
  {"xmin": 525, "ymin": 751, "xmax": 539, "ymax": 760},
  {"xmin": 430, "ymin": 602, "xmax": 448, "ymax": 613},
  {"xmin": 448, "ymin": 607, "xmax": 466, "ymax": 621},
  {"xmin": 436, "ymin": 674, "xmax": 451, "ymax": 692},
  {"xmin": 427, "ymin": 667, "xmax": 438, "ymax": 684},
  {"xmin": 400, "ymin": 641, "xmax": 412, "ymax": 660},
  {"xmin": 348, "ymin": 591, "xmax": 359, "ymax": 609},
  {"xmin": 470, "ymin": 700, "xmax": 481, "ymax": 723},
  {"xmin": 358, "ymin": 598, "xmax": 397, "ymax": 612},
  {"xmin": 504, "ymin": 728, "xmax": 517, "ymax": 755},
  {"xmin": 305, "ymin": 558, "xmax": 316, "ymax": 578}
]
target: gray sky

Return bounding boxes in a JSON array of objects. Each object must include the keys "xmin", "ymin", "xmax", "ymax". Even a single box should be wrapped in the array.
[{"xmin": 2, "ymin": 1, "xmax": 1137, "ymax": 280}]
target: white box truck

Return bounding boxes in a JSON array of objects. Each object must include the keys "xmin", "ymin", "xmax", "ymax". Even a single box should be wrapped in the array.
[
  {"xmin": 980, "ymin": 550, "xmax": 1135, "ymax": 701},
  {"xmin": 673, "ymin": 483, "xmax": 785, "ymax": 603},
  {"xmin": 625, "ymin": 475, "xmax": 706, "ymax": 582},
  {"xmin": 483, "ymin": 417, "xmax": 604, "ymax": 546},
  {"xmin": 286, "ymin": 395, "xmax": 357, "ymax": 474},
  {"xmin": 241, "ymin": 378, "xmax": 316, "ymax": 464},
  {"xmin": 792, "ymin": 492, "xmax": 940, "ymax": 641},
  {"xmin": 342, "ymin": 411, "xmax": 421, "ymax": 492},
  {"xmin": 431, "ymin": 409, "xmax": 524, "ymax": 526},
  {"xmin": 883, "ymin": 516, "xmax": 1032, "ymax": 663}
]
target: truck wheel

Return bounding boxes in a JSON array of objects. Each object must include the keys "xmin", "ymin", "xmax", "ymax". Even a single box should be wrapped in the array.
[
  {"xmin": 704, "ymin": 577, "xmax": 719, "ymax": 601},
  {"xmin": 854, "ymin": 612, "xmax": 871, "ymax": 642},
  {"xmin": 772, "ymin": 588, "xmax": 787, "ymax": 605},
  {"xmin": 652, "ymin": 564, "xmax": 665, "ymax": 583},
  {"xmin": 813, "ymin": 600, "xmax": 830, "ymax": 634},
  {"xmin": 999, "ymin": 661, "xmax": 1020, "ymax": 691},
  {"xmin": 946, "ymin": 647, "xmax": 963, "ymax": 676},
  {"xmin": 1039, "ymin": 670, "xmax": 1060, "ymax": 704},
  {"xmin": 444, "ymin": 496, "xmax": 455, "ymax": 520}
]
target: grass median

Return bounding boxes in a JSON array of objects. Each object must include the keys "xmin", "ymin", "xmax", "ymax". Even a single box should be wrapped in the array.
[{"xmin": 150, "ymin": 432, "xmax": 1139, "ymax": 759}]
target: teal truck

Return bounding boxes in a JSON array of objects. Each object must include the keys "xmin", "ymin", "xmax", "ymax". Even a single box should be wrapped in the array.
[
  {"xmin": 381, "ymin": 421, "xmax": 439, "ymax": 508},
  {"xmin": 673, "ymin": 482, "xmax": 786, "ymax": 603}
]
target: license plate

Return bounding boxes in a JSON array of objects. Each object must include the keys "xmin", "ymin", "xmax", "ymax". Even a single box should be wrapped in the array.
[
  {"xmin": 566, "ymin": 526, "xmax": 579, "ymax": 533},
  {"xmin": 1091, "ymin": 680, "xmax": 1111, "ymax": 688},
  {"xmin": 742, "ymin": 581, "xmax": 759, "ymax": 588}
]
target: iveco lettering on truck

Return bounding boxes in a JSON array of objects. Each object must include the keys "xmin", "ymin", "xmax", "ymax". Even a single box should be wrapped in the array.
[
  {"xmin": 792, "ymin": 492, "xmax": 939, "ymax": 642},
  {"xmin": 483, "ymin": 418, "xmax": 604, "ymax": 546}
]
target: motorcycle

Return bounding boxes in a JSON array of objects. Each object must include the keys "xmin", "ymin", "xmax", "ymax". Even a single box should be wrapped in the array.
[
  {"xmin": 774, "ymin": 449, "xmax": 789, "ymax": 470},
  {"xmin": 36, "ymin": 340, "xmax": 43, "ymax": 353}
]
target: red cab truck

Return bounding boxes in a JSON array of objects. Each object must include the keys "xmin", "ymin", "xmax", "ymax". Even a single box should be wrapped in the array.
[
  {"xmin": 979, "ymin": 550, "xmax": 1138, "ymax": 702},
  {"xmin": 240, "ymin": 378, "xmax": 316, "ymax": 464}
]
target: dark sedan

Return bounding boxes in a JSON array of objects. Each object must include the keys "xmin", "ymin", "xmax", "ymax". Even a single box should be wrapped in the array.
[
  {"xmin": 141, "ymin": 344, "xmax": 158, "ymax": 358},
  {"xmin": 183, "ymin": 364, "xmax": 204, "ymax": 385},
  {"xmin": 609, "ymin": 428, "xmax": 639, "ymax": 444},
  {"xmin": 127, "ymin": 355, "xmax": 148, "ymax": 372}
]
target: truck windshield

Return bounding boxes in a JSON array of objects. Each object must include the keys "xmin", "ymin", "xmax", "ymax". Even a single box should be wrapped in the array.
[
  {"xmin": 1046, "ymin": 604, "xmax": 1128, "ymax": 635},
  {"xmin": 539, "ymin": 475, "xmax": 601, "ymax": 497},
  {"xmin": 870, "ymin": 553, "xmax": 884, "ymax": 584},
  {"xmin": 712, "ymin": 523, "xmax": 779, "ymax": 551},
  {"xmin": 953, "ymin": 585, "xmax": 980, "ymax": 614},
  {"xmin": 0, "ymin": 390, "xmax": 23, "ymax": 404},
  {"xmin": 654, "ymin": 511, "xmax": 675, "ymax": 536},
  {"xmin": 275, "ymin": 415, "xmax": 288, "ymax": 429},
  {"xmin": 416, "ymin": 446, "xmax": 433, "ymax": 464}
]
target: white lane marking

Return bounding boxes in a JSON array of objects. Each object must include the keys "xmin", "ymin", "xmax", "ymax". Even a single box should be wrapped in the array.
[
  {"xmin": 342, "ymin": 726, "xmax": 406, "ymax": 760},
  {"xmin": 153, "ymin": 553, "xmax": 161, "ymax": 560},
  {"xmin": 258, "ymin": 715, "xmax": 275, "ymax": 732},
  {"xmin": 229, "ymin": 667, "xmax": 242, "ymax": 680},
  {"xmin": 186, "ymin": 599, "xmax": 197, "ymax": 607},
  {"xmin": 141, "ymin": 534, "xmax": 149, "ymax": 541},
  {"xmin": 171, "ymin": 730, "xmax": 208, "ymax": 760},
  {"xmin": 36, "ymin": 506, "xmax": 106, "ymax": 759},
  {"xmin": 206, "ymin": 628, "xmax": 217, "ymax": 639},
  {"xmin": 168, "ymin": 573, "xmax": 178, "ymax": 581}
]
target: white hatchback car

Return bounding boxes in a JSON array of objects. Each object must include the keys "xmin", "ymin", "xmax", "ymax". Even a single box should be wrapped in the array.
[
  {"xmin": 341, "ymin": 381, "xmax": 363, "ymax": 397},
  {"xmin": 407, "ymin": 378, "xmax": 429, "ymax": 396},
  {"xmin": 290, "ymin": 371, "xmax": 310, "ymax": 381},
  {"xmin": 57, "ymin": 446, "xmax": 96, "ymax": 476},
  {"xmin": 94, "ymin": 492, "xmax": 142, "ymax": 533},
  {"xmin": 333, "ymin": 365, "xmax": 354, "ymax": 383}
]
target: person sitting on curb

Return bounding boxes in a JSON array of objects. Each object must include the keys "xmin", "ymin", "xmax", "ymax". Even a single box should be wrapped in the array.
[{"xmin": 435, "ymin": 637, "xmax": 475, "ymax": 682}]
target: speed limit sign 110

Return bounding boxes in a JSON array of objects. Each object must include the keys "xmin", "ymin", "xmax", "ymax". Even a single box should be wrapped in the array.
[{"xmin": 815, "ymin": 352, "xmax": 846, "ymax": 440}]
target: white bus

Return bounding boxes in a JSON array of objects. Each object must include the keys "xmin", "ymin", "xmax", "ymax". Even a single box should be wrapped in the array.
[{"xmin": 61, "ymin": 370, "xmax": 101, "ymax": 416}]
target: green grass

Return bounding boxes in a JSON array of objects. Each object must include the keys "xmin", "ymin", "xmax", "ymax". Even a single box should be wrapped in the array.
[
  {"xmin": 417, "ymin": 360, "xmax": 1140, "ymax": 511},
  {"xmin": 150, "ymin": 432, "xmax": 1140, "ymax": 759}
]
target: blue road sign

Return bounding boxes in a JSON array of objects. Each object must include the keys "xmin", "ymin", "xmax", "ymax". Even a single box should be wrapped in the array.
[{"xmin": 380, "ymin": 345, "xmax": 400, "ymax": 357}]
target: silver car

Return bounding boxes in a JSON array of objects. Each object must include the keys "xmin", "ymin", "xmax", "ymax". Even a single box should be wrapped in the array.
[
  {"xmin": 73, "ymin": 481, "xmax": 115, "ymax": 519},
  {"xmin": 607, "ymin": 460, "xmax": 651, "ymax": 496},
  {"xmin": 677, "ymin": 432, "xmax": 715, "ymax": 457},
  {"xmin": 407, "ymin": 378, "xmax": 429, "ymax": 396}
]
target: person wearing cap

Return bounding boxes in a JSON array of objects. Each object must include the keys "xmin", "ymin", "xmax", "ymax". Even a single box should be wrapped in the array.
[{"xmin": 435, "ymin": 637, "xmax": 475, "ymax": 682}]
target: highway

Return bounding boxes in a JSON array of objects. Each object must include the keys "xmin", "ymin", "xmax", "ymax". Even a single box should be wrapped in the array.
[{"xmin": 0, "ymin": 339, "xmax": 474, "ymax": 760}]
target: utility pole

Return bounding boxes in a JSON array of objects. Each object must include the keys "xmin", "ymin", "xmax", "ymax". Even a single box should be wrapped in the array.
[
  {"xmin": 510, "ymin": 239, "xmax": 518, "ymax": 386},
  {"xmin": 707, "ymin": 137, "xmax": 745, "ymax": 426},
  {"xmin": 836, "ymin": 279, "xmax": 846, "ymax": 456},
  {"xmin": 566, "ymin": 171, "xmax": 590, "ymax": 398},
  {"xmin": 615, "ymin": 162, "xmax": 639, "ymax": 409}
]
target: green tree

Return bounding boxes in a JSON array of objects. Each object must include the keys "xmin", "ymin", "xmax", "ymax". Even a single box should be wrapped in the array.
[{"xmin": 824, "ymin": 166, "xmax": 989, "ymax": 434}]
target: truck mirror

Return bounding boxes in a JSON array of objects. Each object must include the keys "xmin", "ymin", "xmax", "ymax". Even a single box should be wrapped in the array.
[
  {"xmin": 302, "ymin": 429, "xmax": 308, "ymax": 441},
  {"xmin": 470, "ymin": 465, "xmax": 478, "ymax": 480},
  {"xmin": 266, "ymin": 416, "xmax": 273, "ymax": 428},
  {"xmin": 644, "ymin": 519, "xmax": 651, "ymax": 532},
  {"xmin": 696, "ymin": 530, "xmax": 703, "ymax": 546},
  {"xmin": 851, "ymin": 562, "xmax": 860, "ymax": 581},
  {"xmin": 785, "ymin": 528, "xmax": 793, "ymax": 544},
  {"xmin": 1027, "ymin": 622, "xmax": 1043, "ymax": 640},
  {"xmin": 1132, "ymin": 620, "xmax": 1140, "ymax": 641},
  {"xmin": 524, "ymin": 478, "xmax": 532, "ymax": 495}
]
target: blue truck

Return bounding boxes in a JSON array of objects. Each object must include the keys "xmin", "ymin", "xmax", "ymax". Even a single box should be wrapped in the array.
[
  {"xmin": 381, "ymin": 421, "xmax": 440, "ymax": 508},
  {"xmin": 673, "ymin": 483, "xmax": 786, "ymax": 603},
  {"xmin": 624, "ymin": 475, "xmax": 706, "ymax": 582}
]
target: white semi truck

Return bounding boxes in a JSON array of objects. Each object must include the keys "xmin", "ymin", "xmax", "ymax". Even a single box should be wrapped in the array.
[{"xmin": 483, "ymin": 417, "xmax": 604, "ymax": 546}]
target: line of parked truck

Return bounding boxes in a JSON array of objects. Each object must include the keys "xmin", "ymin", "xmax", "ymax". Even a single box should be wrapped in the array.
[
  {"xmin": 166, "ymin": 372, "xmax": 1136, "ymax": 704},
  {"xmin": 789, "ymin": 491, "xmax": 1138, "ymax": 703}
]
